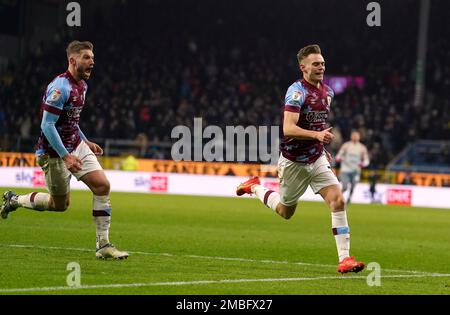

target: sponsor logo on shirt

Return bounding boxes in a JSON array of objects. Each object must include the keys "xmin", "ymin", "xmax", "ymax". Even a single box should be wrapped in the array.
[
  {"xmin": 306, "ymin": 110, "xmax": 328, "ymax": 123},
  {"xmin": 47, "ymin": 89, "xmax": 62, "ymax": 104},
  {"xmin": 67, "ymin": 106, "xmax": 83, "ymax": 118},
  {"xmin": 292, "ymin": 91, "xmax": 302, "ymax": 101}
]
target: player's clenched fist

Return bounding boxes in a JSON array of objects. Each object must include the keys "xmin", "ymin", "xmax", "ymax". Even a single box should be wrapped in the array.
[
  {"xmin": 63, "ymin": 154, "xmax": 83, "ymax": 172},
  {"xmin": 316, "ymin": 127, "xmax": 334, "ymax": 144}
]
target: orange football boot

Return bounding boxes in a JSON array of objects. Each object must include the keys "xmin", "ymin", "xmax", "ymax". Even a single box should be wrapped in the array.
[
  {"xmin": 337, "ymin": 256, "xmax": 365, "ymax": 274},
  {"xmin": 236, "ymin": 177, "xmax": 261, "ymax": 196}
]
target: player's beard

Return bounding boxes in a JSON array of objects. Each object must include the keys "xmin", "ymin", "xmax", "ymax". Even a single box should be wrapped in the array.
[{"xmin": 77, "ymin": 65, "xmax": 91, "ymax": 80}]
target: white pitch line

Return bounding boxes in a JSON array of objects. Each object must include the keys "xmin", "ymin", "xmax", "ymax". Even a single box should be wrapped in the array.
[
  {"xmin": 1, "ymin": 244, "xmax": 445, "ymax": 276},
  {"xmin": 1, "ymin": 274, "xmax": 450, "ymax": 293}
]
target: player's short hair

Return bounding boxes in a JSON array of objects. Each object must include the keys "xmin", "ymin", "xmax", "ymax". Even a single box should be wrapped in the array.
[
  {"xmin": 297, "ymin": 44, "xmax": 321, "ymax": 64},
  {"xmin": 66, "ymin": 40, "xmax": 93, "ymax": 58}
]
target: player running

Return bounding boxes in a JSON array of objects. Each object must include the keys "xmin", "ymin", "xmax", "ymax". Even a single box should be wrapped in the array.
[
  {"xmin": 236, "ymin": 44, "xmax": 364, "ymax": 274},
  {"xmin": 335, "ymin": 131, "xmax": 370, "ymax": 204},
  {"xmin": 1, "ymin": 41, "xmax": 128, "ymax": 260}
]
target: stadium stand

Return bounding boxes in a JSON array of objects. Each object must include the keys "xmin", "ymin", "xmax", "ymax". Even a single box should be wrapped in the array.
[{"xmin": 1, "ymin": 0, "xmax": 449, "ymax": 171}]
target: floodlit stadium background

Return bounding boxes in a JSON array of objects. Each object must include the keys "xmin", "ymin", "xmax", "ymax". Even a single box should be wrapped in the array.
[{"xmin": 0, "ymin": 0, "xmax": 450, "ymax": 296}]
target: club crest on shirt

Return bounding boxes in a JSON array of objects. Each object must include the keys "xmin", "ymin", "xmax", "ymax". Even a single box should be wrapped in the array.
[{"xmin": 292, "ymin": 90, "xmax": 302, "ymax": 101}]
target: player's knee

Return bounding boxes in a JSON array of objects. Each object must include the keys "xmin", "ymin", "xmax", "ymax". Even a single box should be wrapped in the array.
[
  {"xmin": 281, "ymin": 211, "xmax": 294, "ymax": 220},
  {"xmin": 102, "ymin": 180, "xmax": 111, "ymax": 195},
  {"xmin": 333, "ymin": 195, "xmax": 346, "ymax": 211},
  {"xmin": 52, "ymin": 199, "xmax": 70, "ymax": 212},
  {"xmin": 278, "ymin": 205, "xmax": 296, "ymax": 220},
  {"xmin": 93, "ymin": 180, "xmax": 110, "ymax": 196}
]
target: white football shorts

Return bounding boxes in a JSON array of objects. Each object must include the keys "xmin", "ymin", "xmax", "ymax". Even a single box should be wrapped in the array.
[
  {"xmin": 36, "ymin": 141, "xmax": 103, "ymax": 196},
  {"xmin": 278, "ymin": 152, "xmax": 340, "ymax": 206}
]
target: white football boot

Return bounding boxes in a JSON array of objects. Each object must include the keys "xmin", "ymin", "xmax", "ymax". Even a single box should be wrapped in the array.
[{"xmin": 96, "ymin": 243, "xmax": 129, "ymax": 260}]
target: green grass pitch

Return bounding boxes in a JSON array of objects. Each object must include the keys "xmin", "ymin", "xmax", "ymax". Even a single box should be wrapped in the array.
[{"xmin": 0, "ymin": 187, "xmax": 449, "ymax": 295}]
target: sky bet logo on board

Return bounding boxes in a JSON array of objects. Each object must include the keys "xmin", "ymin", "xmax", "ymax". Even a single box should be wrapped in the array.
[
  {"xmin": 15, "ymin": 170, "xmax": 45, "ymax": 187},
  {"xmin": 150, "ymin": 176, "xmax": 168, "ymax": 192},
  {"xmin": 133, "ymin": 175, "xmax": 168, "ymax": 192},
  {"xmin": 15, "ymin": 171, "xmax": 33, "ymax": 184},
  {"xmin": 386, "ymin": 189, "xmax": 412, "ymax": 206},
  {"xmin": 32, "ymin": 170, "xmax": 46, "ymax": 187},
  {"xmin": 134, "ymin": 176, "xmax": 150, "ymax": 188}
]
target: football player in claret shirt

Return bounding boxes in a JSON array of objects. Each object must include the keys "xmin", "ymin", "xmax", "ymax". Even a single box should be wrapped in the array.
[
  {"xmin": 1, "ymin": 41, "xmax": 128, "ymax": 260},
  {"xmin": 237, "ymin": 44, "xmax": 364, "ymax": 273}
]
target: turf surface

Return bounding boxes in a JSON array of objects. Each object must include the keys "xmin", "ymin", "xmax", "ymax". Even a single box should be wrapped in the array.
[{"xmin": 0, "ymin": 188, "xmax": 449, "ymax": 295}]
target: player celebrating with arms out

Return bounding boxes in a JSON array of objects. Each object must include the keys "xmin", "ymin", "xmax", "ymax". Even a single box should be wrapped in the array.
[
  {"xmin": 1, "ymin": 41, "xmax": 128, "ymax": 260},
  {"xmin": 335, "ymin": 130, "xmax": 370, "ymax": 205},
  {"xmin": 236, "ymin": 44, "xmax": 364, "ymax": 273}
]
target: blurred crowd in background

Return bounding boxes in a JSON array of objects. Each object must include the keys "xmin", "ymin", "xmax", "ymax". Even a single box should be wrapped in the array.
[{"xmin": 1, "ymin": 0, "xmax": 449, "ymax": 169}]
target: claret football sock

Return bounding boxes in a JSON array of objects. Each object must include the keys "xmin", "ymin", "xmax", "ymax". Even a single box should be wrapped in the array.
[
  {"xmin": 17, "ymin": 192, "xmax": 50, "ymax": 211},
  {"xmin": 92, "ymin": 195, "xmax": 111, "ymax": 248},
  {"xmin": 331, "ymin": 210, "xmax": 350, "ymax": 262},
  {"xmin": 252, "ymin": 185, "xmax": 281, "ymax": 212}
]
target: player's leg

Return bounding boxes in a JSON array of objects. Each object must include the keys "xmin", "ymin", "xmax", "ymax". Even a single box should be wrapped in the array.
[
  {"xmin": 79, "ymin": 170, "xmax": 111, "ymax": 247},
  {"xmin": 236, "ymin": 154, "xmax": 308, "ymax": 219},
  {"xmin": 346, "ymin": 172, "xmax": 358, "ymax": 204},
  {"xmin": 252, "ymin": 183, "xmax": 297, "ymax": 219},
  {"xmin": 1, "ymin": 155, "xmax": 71, "ymax": 219},
  {"xmin": 1, "ymin": 191, "xmax": 71, "ymax": 218},
  {"xmin": 310, "ymin": 155, "xmax": 364, "ymax": 273},
  {"xmin": 318, "ymin": 184, "xmax": 364, "ymax": 273},
  {"xmin": 318, "ymin": 184, "xmax": 350, "ymax": 260},
  {"xmin": 236, "ymin": 177, "xmax": 295, "ymax": 219},
  {"xmin": 369, "ymin": 183, "xmax": 376, "ymax": 203},
  {"xmin": 73, "ymin": 141, "xmax": 128, "ymax": 259},
  {"xmin": 1, "ymin": 190, "xmax": 50, "ymax": 218},
  {"xmin": 339, "ymin": 172, "xmax": 350, "ymax": 193}
]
